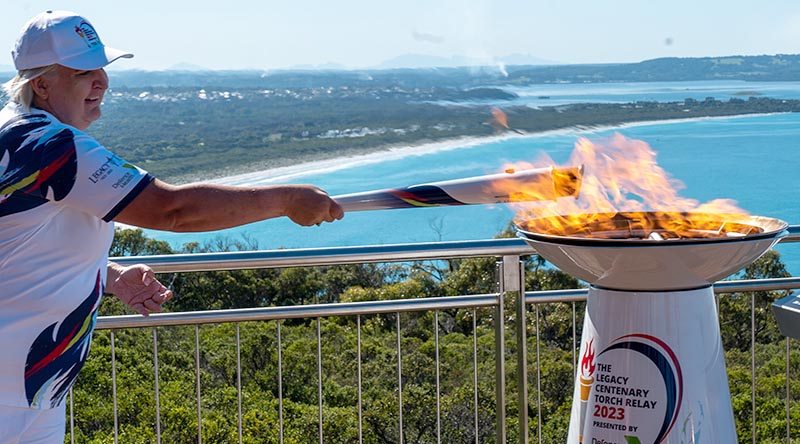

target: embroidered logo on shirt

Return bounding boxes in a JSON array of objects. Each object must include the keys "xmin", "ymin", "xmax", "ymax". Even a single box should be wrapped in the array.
[{"xmin": 88, "ymin": 154, "xmax": 137, "ymax": 185}]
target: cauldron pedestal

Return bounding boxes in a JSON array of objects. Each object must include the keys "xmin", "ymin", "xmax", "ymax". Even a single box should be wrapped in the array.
[{"xmin": 568, "ymin": 287, "xmax": 733, "ymax": 443}]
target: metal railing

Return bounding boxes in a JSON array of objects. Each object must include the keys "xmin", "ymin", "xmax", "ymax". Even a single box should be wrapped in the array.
[{"xmin": 69, "ymin": 226, "xmax": 800, "ymax": 443}]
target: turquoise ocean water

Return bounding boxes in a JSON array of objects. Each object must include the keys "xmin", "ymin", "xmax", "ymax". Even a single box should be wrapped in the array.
[{"xmin": 141, "ymin": 81, "xmax": 800, "ymax": 276}]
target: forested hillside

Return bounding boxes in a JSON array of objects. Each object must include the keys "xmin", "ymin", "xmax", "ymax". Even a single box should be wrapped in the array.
[{"xmin": 505, "ymin": 54, "xmax": 800, "ymax": 83}]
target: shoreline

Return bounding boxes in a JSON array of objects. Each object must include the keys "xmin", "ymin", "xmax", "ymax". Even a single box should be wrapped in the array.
[{"xmin": 197, "ymin": 112, "xmax": 779, "ymax": 186}]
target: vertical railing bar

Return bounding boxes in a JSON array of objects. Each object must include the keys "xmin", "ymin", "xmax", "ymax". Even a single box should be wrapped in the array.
[
  {"xmin": 111, "ymin": 330, "xmax": 118, "ymax": 444},
  {"xmin": 357, "ymin": 315, "xmax": 363, "ymax": 444},
  {"xmin": 153, "ymin": 328, "xmax": 162, "ymax": 444},
  {"xmin": 236, "ymin": 323, "xmax": 243, "ymax": 444},
  {"xmin": 195, "ymin": 324, "xmax": 202, "ymax": 444},
  {"xmin": 472, "ymin": 308, "xmax": 479, "ymax": 444},
  {"xmin": 514, "ymin": 259, "xmax": 528, "ymax": 444},
  {"xmin": 69, "ymin": 387, "xmax": 75, "ymax": 444},
  {"xmin": 535, "ymin": 304, "xmax": 543, "ymax": 444},
  {"xmin": 317, "ymin": 317, "xmax": 324, "ymax": 444},
  {"xmin": 494, "ymin": 261, "xmax": 507, "ymax": 444},
  {"xmin": 786, "ymin": 337, "xmax": 791, "ymax": 444},
  {"xmin": 435, "ymin": 310, "xmax": 442, "ymax": 444},
  {"xmin": 397, "ymin": 311, "xmax": 404, "ymax": 444},
  {"xmin": 716, "ymin": 292, "xmax": 727, "ymax": 441},
  {"xmin": 751, "ymin": 293, "xmax": 756, "ymax": 444},
  {"xmin": 750, "ymin": 293, "xmax": 756, "ymax": 444},
  {"xmin": 572, "ymin": 301, "xmax": 577, "ymax": 376},
  {"xmin": 278, "ymin": 321, "xmax": 284, "ymax": 444}
]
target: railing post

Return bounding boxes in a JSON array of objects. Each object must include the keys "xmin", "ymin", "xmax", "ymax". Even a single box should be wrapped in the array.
[
  {"xmin": 498, "ymin": 255, "xmax": 526, "ymax": 444},
  {"xmin": 495, "ymin": 260, "xmax": 507, "ymax": 443},
  {"xmin": 513, "ymin": 259, "xmax": 528, "ymax": 444},
  {"xmin": 505, "ymin": 255, "xmax": 528, "ymax": 444}
]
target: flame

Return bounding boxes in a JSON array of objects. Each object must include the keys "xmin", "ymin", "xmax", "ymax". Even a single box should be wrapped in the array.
[
  {"xmin": 507, "ymin": 134, "xmax": 750, "ymax": 239},
  {"xmin": 581, "ymin": 338, "xmax": 596, "ymax": 377},
  {"xmin": 490, "ymin": 108, "xmax": 523, "ymax": 134},
  {"xmin": 491, "ymin": 108, "xmax": 511, "ymax": 130}
]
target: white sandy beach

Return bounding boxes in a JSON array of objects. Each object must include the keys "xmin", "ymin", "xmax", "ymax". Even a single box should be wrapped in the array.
[{"xmin": 201, "ymin": 113, "xmax": 774, "ymax": 187}]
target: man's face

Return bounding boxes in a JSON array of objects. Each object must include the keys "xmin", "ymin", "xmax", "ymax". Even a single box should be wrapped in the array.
[{"xmin": 32, "ymin": 65, "xmax": 109, "ymax": 130}]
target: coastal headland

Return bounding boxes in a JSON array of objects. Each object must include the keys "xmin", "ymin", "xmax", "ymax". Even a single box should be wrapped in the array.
[{"xmin": 93, "ymin": 86, "xmax": 800, "ymax": 184}]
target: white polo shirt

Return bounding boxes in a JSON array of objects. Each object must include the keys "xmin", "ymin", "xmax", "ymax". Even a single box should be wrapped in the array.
[{"xmin": 0, "ymin": 103, "xmax": 153, "ymax": 409}]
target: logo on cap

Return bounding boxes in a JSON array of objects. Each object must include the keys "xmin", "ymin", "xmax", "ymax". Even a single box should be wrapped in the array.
[{"xmin": 74, "ymin": 21, "xmax": 101, "ymax": 48}]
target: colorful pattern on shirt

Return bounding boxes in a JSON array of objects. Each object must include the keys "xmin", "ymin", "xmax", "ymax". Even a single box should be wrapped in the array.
[
  {"xmin": 0, "ymin": 114, "xmax": 77, "ymax": 217},
  {"xmin": 24, "ymin": 271, "xmax": 101, "ymax": 408}
]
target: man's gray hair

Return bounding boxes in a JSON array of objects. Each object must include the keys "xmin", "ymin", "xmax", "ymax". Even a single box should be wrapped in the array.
[{"xmin": 1, "ymin": 65, "xmax": 57, "ymax": 112}]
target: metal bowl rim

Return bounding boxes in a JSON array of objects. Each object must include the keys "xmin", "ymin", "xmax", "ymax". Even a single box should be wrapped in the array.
[{"xmin": 514, "ymin": 212, "xmax": 789, "ymax": 247}]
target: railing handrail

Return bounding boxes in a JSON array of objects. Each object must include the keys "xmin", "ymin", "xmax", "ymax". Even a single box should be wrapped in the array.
[
  {"xmin": 110, "ymin": 238, "xmax": 535, "ymax": 271},
  {"xmin": 111, "ymin": 224, "xmax": 800, "ymax": 273},
  {"xmin": 94, "ymin": 276, "xmax": 800, "ymax": 330},
  {"xmin": 95, "ymin": 293, "xmax": 499, "ymax": 329}
]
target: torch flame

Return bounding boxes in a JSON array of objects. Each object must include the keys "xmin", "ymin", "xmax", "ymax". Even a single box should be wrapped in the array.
[
  {"xmin": 506, "ymin": 134, "xmax": 749, "ymax": 239},
  {"xmin": 581, "ymin": 338, "xmax": 596, "ymax": 377}
]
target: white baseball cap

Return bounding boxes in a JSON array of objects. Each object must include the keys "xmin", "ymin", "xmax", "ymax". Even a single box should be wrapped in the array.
[{"xmin": 12, "ymin": 10, "xmax": 133, "ymax": 70}]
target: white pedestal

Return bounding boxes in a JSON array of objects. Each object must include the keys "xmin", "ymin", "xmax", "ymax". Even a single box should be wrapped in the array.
[{"xmin": 567, "ymin": 286, "xmax": 736, "ymax": 444}]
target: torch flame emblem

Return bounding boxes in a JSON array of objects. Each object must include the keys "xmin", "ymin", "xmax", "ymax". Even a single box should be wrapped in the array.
[
  {"xmin": 578, "ymin": 338, "xmax": 596, "ymax": 443},
  {"xmin": 580, "ymin": 338, "xmax": 596, "ymax": 378}
]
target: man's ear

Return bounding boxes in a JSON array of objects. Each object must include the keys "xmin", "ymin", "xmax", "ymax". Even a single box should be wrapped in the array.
[{"xmin": 29, "ymin": 76, "xmax": 50, "ymax": 100}]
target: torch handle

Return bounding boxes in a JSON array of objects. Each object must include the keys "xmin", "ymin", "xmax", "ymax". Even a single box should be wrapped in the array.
[
  {"xmin": 334, "ymin": 189, "xmax": 444, "ymax": 212},
  {"xmin": 333, "ymin": 165, "xmax": 583, "ymax": 212}
]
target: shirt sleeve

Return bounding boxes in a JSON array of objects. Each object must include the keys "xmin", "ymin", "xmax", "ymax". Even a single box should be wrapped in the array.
[{"xmin": 58, "ymin": 132, "xmax": 154, "ymax": 222}]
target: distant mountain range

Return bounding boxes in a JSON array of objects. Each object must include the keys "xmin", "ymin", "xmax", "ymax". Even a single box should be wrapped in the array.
[
  {"xmin": 165, "ymin": 62, "xmax": 212, "ymax": 72},
  {"xmin": 151, "ymin": 53, "xmax": 557, "ymax": 72},
  {"xmin": 0, "ymin": 52, "xmax": 556, "ymax": 74},
  {"xmin": 501, "ymin": 54, "xmax": 800, "ymax": 83},
  {"xmin": 4, "ymin": 54, "xmax": 800, "ymax": 86},
  {"xmin": 373, "ymin": 52, "xmax": 558, "ymax": 69}
]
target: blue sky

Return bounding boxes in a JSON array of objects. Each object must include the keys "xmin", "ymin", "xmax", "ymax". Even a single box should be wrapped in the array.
[{"xmin": 4, "ymin": 1, "xmax": 800, "ymax": 71}]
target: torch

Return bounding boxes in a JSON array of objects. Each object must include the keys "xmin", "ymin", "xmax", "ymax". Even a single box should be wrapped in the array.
[{"xmin": 333, "ymin": 165, "xmax": 584, "ymax": 212}]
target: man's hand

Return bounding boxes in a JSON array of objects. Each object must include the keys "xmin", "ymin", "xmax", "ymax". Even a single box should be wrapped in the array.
[{"xmin": 107, "ymin": 262, "xmax": 173, "ymax": 316}]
